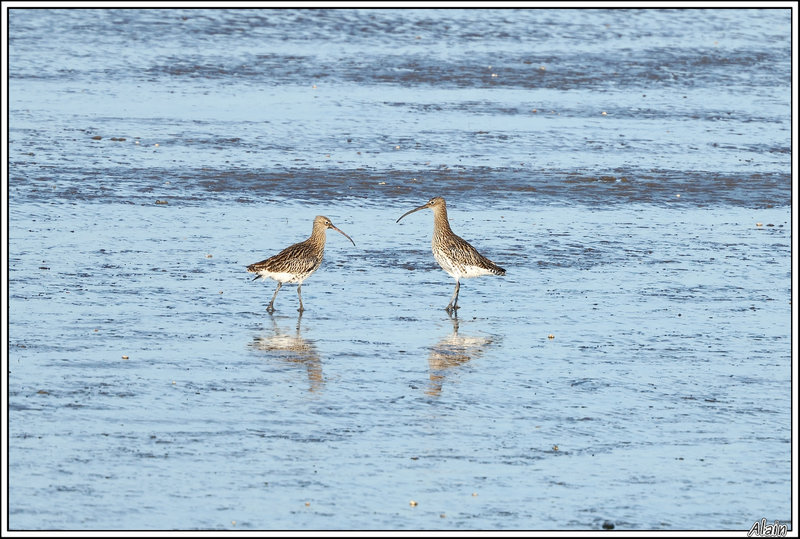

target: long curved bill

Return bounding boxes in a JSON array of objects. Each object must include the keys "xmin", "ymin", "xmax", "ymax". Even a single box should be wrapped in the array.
[
  {"xmin": 396, "ymin": 203, "xmax": 429, "ymax": 223},
  {"xmin": 330, "ymin": 224, "xmax": 356, "ymax": 246}
]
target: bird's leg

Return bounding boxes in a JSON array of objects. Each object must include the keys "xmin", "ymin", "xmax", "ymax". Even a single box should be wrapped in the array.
[
  {"xmin": 267, "ymin": 282, "xmax": 282, "ymax": 313},
  {"xmin": 445, "ymin": 280, "xmax": 461, "ymax": 314},
  {"xmin": 297, "ymin": 284, "xmax": 305, "ymax": 312}
]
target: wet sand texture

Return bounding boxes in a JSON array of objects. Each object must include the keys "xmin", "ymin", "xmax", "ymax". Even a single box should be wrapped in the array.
[{"xmin": 8, "ymin": 8, "xmax": 792, "ymax": 531}]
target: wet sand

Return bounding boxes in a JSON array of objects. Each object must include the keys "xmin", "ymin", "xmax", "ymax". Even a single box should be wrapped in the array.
[
  {"xmin": 8, "ymin": 200, "xmax": 791, "ymax": 530},
  {"xmin": 7, "ymin": 8, "xmax": 793, "ymax": 531}
]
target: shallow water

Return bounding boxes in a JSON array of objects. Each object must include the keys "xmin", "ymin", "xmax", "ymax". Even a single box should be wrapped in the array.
[{"xmin": 6, "ymin": 8, "xmax": 793, "ymax": 531}]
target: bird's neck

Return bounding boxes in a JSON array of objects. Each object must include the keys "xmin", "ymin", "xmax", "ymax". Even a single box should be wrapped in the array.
[
  {"xmin": 432, "ymin": 206, "xmax": 453, "ymax": 235},
  {"xmin": 309, "ymin": 224, "xmax": 327, "ymax": 246}
]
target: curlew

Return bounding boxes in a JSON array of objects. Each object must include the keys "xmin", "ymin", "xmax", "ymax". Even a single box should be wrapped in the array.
[
  {"xmin": 247, "ymin": 216, "xmax": 355, "ymax": 313},
  {"xmin": 396, "ymin": 197, "xmax": 505, "ymax": 314}
]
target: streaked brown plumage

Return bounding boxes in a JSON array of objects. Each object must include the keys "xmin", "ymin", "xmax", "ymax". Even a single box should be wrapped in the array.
[
  {"xmin": 247, "ymin": 215, "xmax": 355, "ymax": 313},
  {"xmin": 396, "ymin": 196, "xmax": 505, "ymax": 314}
]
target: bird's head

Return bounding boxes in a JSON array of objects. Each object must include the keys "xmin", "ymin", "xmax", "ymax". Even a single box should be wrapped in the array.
[{"xmin": 396, "ymin": 197, "xmax": 446, "ymax": 223}]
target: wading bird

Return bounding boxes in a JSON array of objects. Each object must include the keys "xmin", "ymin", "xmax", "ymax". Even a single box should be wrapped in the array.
[
  {"xmin": 396, "ymin": 197, "xmax": 505, "ymax": 314},
  {"xmin": 247, "ymin": 216, "xmax": 355, "ymax": 313}
]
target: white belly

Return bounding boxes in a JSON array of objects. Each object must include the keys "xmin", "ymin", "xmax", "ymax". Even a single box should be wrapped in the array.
[
  {"xmin": 433, "ymin": 251, "xmax": 493, "ymax": 280},
  {"xmin": 459, "ymin": 265, "xmax": 495, "ymax": 279},
  {"xmin": 257, "ymin": 271, "xmax": 303, "ymax": 284}
]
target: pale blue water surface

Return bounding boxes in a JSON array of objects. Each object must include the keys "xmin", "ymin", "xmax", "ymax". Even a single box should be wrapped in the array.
[{"xmin": 6, "ymin": 8, "xmax": 793, "ymax": 531}]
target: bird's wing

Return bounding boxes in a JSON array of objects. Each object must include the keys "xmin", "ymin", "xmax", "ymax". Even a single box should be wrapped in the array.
[
  {"xmin": 248, "ymin": 241, "xmax": 321, "ymax": 274},
  {"xmin": 446, "ymin": 235, "xmax": 506, "ymax": 275},
  {"xmin": 445, "ymin": 235, "xmax": 485, "ymax": 265}
]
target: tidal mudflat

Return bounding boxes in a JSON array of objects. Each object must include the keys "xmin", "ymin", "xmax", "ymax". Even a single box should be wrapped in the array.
[{"xmin": 7, "ymin": 8, "xmax": 793, "ymax": 531}]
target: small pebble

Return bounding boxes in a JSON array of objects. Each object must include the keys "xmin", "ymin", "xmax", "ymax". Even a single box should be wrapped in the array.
[
  {"xmin": 548, "ymin": 334, "xmax": 555, "ymax": 340},
  {"xmin": 305, "ymin": 502, "xmax": 310, "ymax": 507},
  {"xmin": 601, "ymin": 111, "xmax": 607, "ymax": 115},
  {"xmin": 756, "ymin": 222, "xmax": 763, "ymax": 227},
  {"xmin": 409, "ymin": 500, "xmax": 418, "ymax": 506},
  {"xmin": 602, "ymin": 521, "xmax": 615, "ymax": 530},
  {"xmin": 122, "ymin": 355, "xmax": 129, "ymax": 360},
  {"xmin": 91, "ymin": 135, "xmax": 102, "ymax": 140},
  {"xmin": 552, "ymin": 445, "xmax": 559, "ymax": 451},
  {"xmin": 472, "ymin": 492, "xmax": 478, "ymax": 497}
]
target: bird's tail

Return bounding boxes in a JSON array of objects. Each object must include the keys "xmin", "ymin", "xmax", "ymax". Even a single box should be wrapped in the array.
[
  {"xmin": 484, "ymin": 259, "xmax": 506, "ymax": 276},
  {"xmin": 490, "ymin": 265, "xmax": 506, "ymax": 276},
  {"xmin": 477, "ymin": 252, "xmax": 506, "ymax": 276},
  {"xmin": 247, "ymin": 262, "xmax": 264, "ymax": 279}
]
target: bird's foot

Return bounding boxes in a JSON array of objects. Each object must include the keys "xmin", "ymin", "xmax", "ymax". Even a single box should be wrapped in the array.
[
  {"xmin": 266, "ymin": 305, "xmax": 275, "ymax": 314},
  {"xmin": 297, "ymin": 306, "xmax": 305, "ymax": 313}
]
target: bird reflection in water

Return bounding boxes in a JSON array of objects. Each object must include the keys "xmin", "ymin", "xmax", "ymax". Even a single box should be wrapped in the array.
[
  {"xmin": 250, "ymin": 312, "xmax": 323, "ymax": 392},
  {"xmin": 426, "ymin": 314, "xmax": 494, "ymax": 397}
]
